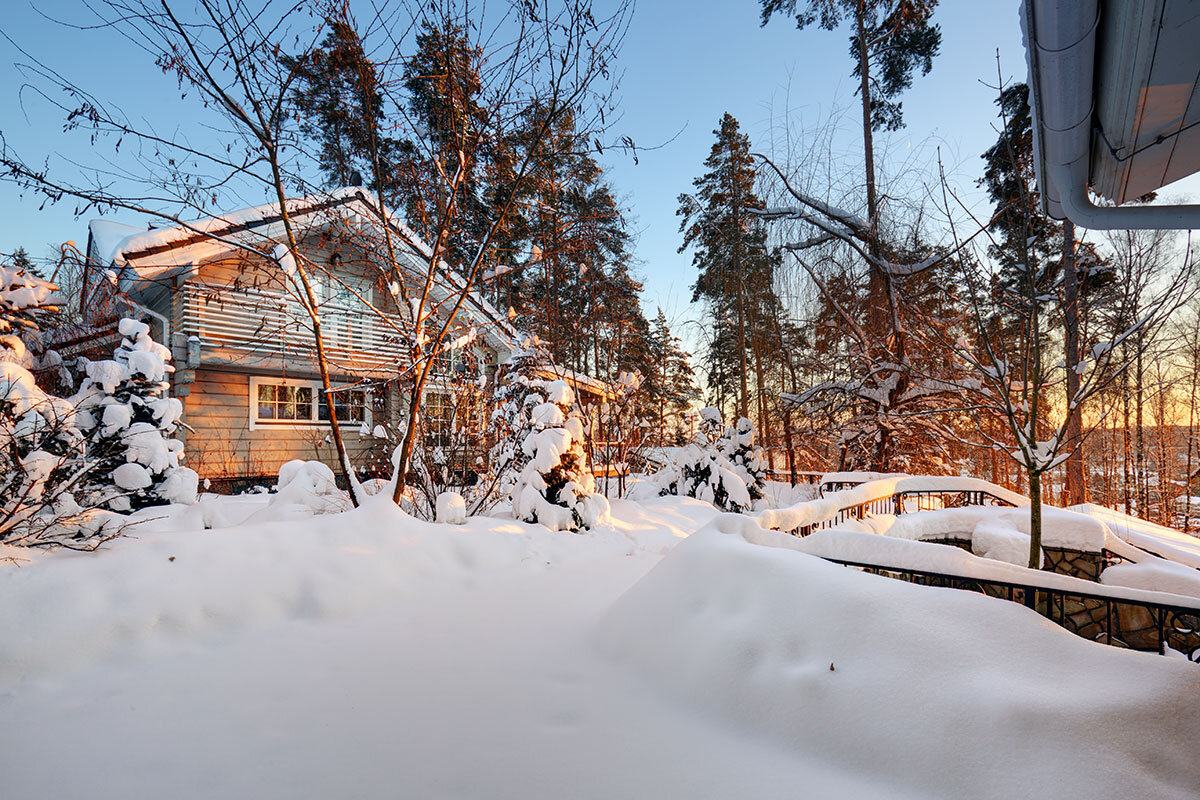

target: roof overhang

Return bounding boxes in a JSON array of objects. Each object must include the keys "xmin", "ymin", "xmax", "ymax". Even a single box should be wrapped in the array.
[
  {"xmin": 87, "ymin": 188, "xmax": 518, "ymax": 355},
  {"xmin": 1024, "ymin": 0, "xmax": 1200, "ymax": 230}
]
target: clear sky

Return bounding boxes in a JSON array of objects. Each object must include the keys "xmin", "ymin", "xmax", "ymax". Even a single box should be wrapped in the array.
[{"xmin": 0, "ymin": 1, "xmax": 1185, "ymax": 338}]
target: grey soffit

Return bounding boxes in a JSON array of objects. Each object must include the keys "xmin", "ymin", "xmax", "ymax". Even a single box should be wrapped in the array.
[{"xmin": 1091, "ymin": 0, "xmax": 1200, "ymax": 204}]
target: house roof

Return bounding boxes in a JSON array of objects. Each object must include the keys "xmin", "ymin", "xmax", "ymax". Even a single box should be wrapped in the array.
[
  {"xmin": 86, "ymin": 188, "xmax": 518, "ymax": 353},
  {"xmin": 1024, "ymin": 0, "xmax": 1200, "ymax": 229}
]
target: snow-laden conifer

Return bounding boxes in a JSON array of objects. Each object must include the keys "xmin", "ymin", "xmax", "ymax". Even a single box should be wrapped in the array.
[
  {"xmin": 654, "ymin": 407, "xmax": 765, "ymax": 513},
  {"xmin": 491, "ymin": 337, "xmax": 609, "ymax": 531},
  {"xmin": 74, "ymin": 318, "xmax": 198, "ymax": 511}
]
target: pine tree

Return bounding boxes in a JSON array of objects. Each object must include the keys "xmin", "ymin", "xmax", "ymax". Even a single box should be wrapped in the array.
[
  {"xmin": 654, "ymin": 406, "xmax": 761, "ymax": 513},
  {"xmin": 287, "ymin": 16, "xmax": 390, "ymax": 192},
  {"xmin": 492, "ymin": 338, "xmax": 609, "ymax": 531},
  {"xmin": 761, "ymin": 0, "xmax": 940, "ymax": 335},
  {"xmin": 678, "ymin": 113, "xmax": 783, "ymax": 427},
  {"xmin": 645, "ymin": 309, "xmax": 697, "ymax": 446},
  {"xmin": 9, "ymin": 247, "xmax": 44, "ymax": 279},
  {"xmin": 398, "ymin": 20, "xmax": 489, "ymax": 268},
  {"xmin": 74, "ymin": 319, "xmax": 197, "ymax": 511}
]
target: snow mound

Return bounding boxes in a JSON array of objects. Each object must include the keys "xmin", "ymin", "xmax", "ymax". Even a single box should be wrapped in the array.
[
  {"xmin": 884, "ymin": 505, "xmax": 1109, "ymax": 553},
  {"xmin": 1070, "ymin": 503, "xmax": 1200, "ymax": 569},
  {"xmin": 1102, "ymin": 558, "xmax": 1200, "ymax": 599},
  {"xmin": 0, "ymin": 495, "xmax": 719, "ymax": 682},
  {"xmin": 436, "ymin": 491, "xmax": 466, "ymax": 525},
  {"xmin": 249, "ymin": 460, "xmax": 351, "ymax": 521},
  {"xmin": 597, "ymin": 516, "xmax": 1200, "ymax": 800}
]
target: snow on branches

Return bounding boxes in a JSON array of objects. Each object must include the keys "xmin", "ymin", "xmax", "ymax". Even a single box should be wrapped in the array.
[
  {"xmin": 74, "ymin": 318, "xmax": 198, "ymax": 512},
  {"xmin": 491, "ymin": 339, "xmax": 609, "ymax": 531},
  {"xmin": 0, "ymin": 263, "xmax": 62, "ymax": 356},
  {"xmin": 654, "ymin": 407, "xmax": 766, "ymax": 513}
]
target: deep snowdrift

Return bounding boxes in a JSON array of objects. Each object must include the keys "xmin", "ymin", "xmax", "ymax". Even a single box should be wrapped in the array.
[
  {"xmin": 597, "ymin": 515, "xmax": 1200, "ymax": 800},
  {"xmin": 4, "ymin": 496, "xmax": 1199, "ymax": 800}
]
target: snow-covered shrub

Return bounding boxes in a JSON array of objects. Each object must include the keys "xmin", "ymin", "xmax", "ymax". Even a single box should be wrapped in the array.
[
  {"xmin": 490, "ymin": 340, "xmax": 609, "ymax": 531},
  {"xmin": 488, "ymin": 338, "xmax": 551, "ymax": 497},
  {"xmin": 509, "ymin": 378, "xmax": 610, "ymax": 531},
  {"xmin": 653, "ymin": 407, "xmax": 765, "ymax": 513},
  {"xmin": 436, "ymin": 491, "xmax": 466, "ymax": 525},
  {"xmin": 0, "ymin": 261, "xmax": 124, "ymax": 548},
  {"xmin": 716, "ymin": 416, "xmax": 767, "ymax": 504},
  {"xmin": 74, "ymin": 318, "xmax": 198, "ymax": 511},
  {"xmin": 0, "ymin": 360, "xmax": 123, "ymax": 546},
  {"xmin": 255, "ymin": 459, "xmax": 351, "ymax": 519},
  {"xmin": 0, "ymin": 262, "xmax": 61, "ymax": 363}
]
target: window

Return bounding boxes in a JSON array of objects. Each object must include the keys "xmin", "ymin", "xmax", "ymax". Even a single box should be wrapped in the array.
[
  {"xmin": 318, "ymin": 390, "xmax": 367, "ymax": 424},
  {"xmin": 424, "ymin": 391, "xmax": 455, "ymax": 448},
  {"xmin": 249, "ymin": 377, "xmax": 370, "ymax": 429},
  {"xmin": 256, "ymin": 383, "xmax": 313, "ymax": 421}
]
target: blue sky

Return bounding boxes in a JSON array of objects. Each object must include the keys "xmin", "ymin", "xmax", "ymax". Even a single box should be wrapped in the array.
[{"xmin": 0, "ymin": 2, "xmax": 1142, "ymax": 330}]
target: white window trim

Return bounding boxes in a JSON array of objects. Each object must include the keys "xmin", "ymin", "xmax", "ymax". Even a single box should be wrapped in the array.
[{"xmin": 248, "ymin": 376, "xmax": 372, "ymax": 431}]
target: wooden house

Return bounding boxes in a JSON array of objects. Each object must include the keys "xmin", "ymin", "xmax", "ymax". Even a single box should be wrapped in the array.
[{"xmin": 69, "ymin": 188, "xmax": 526, "ymax": 489}]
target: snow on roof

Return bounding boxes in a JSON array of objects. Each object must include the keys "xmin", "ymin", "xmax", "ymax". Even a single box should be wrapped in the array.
[
  {"xmin": 87, "ymin": 219, "xmax": 144, "ymax": 265},
  {"xmin": 90, "ymin": 187, "xmax": 367, "ymax": 266},
  {"xmin": 86, "ymin": 188, "xmax": 517, "ymax": 349},
  {"xmin": 1069, "ymin": 503, "xmax": 1200, "ymax": 569}
]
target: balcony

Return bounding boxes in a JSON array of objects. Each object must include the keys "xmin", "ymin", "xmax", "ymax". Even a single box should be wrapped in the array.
[{"xmin": 172, "ymin": 282, "xmax": 405, "ymax": 377}]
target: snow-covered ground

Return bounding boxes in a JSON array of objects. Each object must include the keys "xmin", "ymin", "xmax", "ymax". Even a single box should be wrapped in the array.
[{"xmin": 3, "ymin": 494, "xmax": 1199, "ymax": 799}]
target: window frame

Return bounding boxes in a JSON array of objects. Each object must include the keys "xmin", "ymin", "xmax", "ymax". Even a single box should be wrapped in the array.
[{"xmin": 248, "ymin": 376, "xmax": 372, "ymax": 431}]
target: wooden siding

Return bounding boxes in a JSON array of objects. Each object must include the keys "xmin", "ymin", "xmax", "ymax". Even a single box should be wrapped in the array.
[
  {"xmin": 168, "ymin": 234, "xmax": 487, "ymax": 379},
  {"xmin": 181, "ymin": 368, "xmax": 389, "ymax": 482}
]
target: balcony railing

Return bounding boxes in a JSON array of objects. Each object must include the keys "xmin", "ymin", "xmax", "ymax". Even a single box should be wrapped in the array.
[{"xmin": 173, "ymin": 282, "xmax": 406, "ymax": 376}]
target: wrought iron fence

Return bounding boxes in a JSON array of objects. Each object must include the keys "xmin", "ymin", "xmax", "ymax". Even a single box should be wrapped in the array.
[{"xmin": 821, "ymin": 556, "xmax": 1200, "ymax": 661}]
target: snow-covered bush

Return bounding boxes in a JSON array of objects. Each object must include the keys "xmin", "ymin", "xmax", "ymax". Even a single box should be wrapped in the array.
[
  {"xmin": 717, "ymin": 416, "xmax": 767, "ymax": 503},
  {"xmin": 254, "ymin": 459, "xmax": 351, "ymax": 519},
  {"xmin": 0, "ymin": 261, "xmax": 125, "ymax": 548},
  {"xmin": 653, "ymin": 407, "xmax": 765, "ymax": 513},
  {"xmin": 74, "ymin": 318, "xmax": 197, "ymax": 511},
  {"xmin": 488, "ymin": 338, "xmax": 551, "ymax": 495},
  {"xmin": 436, "ymin": 491, "xmax": 466, "ymax": 525},
  {"xmin": 0, "ymin": 357, "xmax": 126, "ymax": 546},
  {"xmin": 509, "ymin": 379, "xmax": 610, "ymax": 531},
  {"xmin": 491, "ymin": 339, "xmax": 609, "ymax": 531}
]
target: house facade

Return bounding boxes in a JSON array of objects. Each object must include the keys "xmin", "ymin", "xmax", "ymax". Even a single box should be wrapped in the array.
[{"xmin": 71, "ymin": 188, "xmax": 527, "ymax": 489}]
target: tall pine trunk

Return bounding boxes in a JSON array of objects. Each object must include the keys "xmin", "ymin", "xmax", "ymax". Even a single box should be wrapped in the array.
[{"xmin": 1062, "ymin": 221, "xmax": 1086, "ymax": 505}]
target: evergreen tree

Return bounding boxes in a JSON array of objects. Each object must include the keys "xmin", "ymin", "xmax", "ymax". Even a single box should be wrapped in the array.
[
  {"xmin": 645, "ymin": 309, "xmax": 697, "ymax": 445},
  {"xmin": 678, "ymin": 113, "xmax": 782, "ymax": 427},
  {"xmin": 398, "ymin": 20, "xmax": 489, "ymax": 268},
  {"xmin": 9, "ymin": 247, "xmax": 43, "ymax": 279},
  {"xmin": 654, "ymin": 406, "xmax": 761, "ymax": 513},
  {"xmin": 288, "ymin": 15, "xmax": 393, "ymax": 193},
  {"xmin": 491, "ymin": 337, "xmax": 609, "ymax": 531},
  {"xmin": 75, "ymin": 319, "xmax": 197, "ymax": 511},
  {"xmin": 761, "ymin": 0, "xmax": 940, "ymax": 335}
]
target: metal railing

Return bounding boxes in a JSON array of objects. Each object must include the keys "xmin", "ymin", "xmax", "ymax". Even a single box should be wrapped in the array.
[
  {"xmin": 822, "ymin": 556, "xmax": 1200, "ymax": 661},
  {"xmin": 793, "ymin": 488, "xmax": 1020, "ymax": 537}
]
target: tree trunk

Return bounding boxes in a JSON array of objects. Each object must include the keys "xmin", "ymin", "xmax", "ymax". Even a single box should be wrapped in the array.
[
  {"xmin": 1135, "ymin": 337, "xmax": 1146, "ymax": 517},
  {"xmin": 1187, "ymin": 321, "xmax": 1200, "ymax": 532},
  {"xmin": 1028, "ymin": 470, "xmax": 1043, "ymax": 570},
  {"xmin": 1061, "ymin": 221, "xmax": 1086, "ymax": 506},
  {"xmin": 855, "ymin": 6, "xmax": 886, "ymax": 339},
  {"xmin": 269, "ymin": 161, "xmax": 359, "ymax": 507}
]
